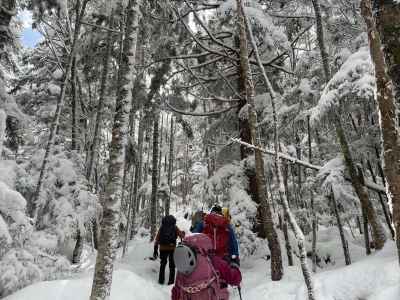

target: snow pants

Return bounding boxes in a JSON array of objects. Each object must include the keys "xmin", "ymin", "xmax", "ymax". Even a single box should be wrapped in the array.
[{"xmin": 159, "ymin": 250, "xmax": 176, "ymax": 284}]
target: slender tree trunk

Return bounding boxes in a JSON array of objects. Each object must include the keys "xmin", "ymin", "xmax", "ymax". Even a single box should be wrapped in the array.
[
  {"xmin": 183, "ymin": 143, "xmax": 190, "ymax": 205},
  {"xmin": 237, "ymin": 0, "xmax": 283, "ymax": 281},
  {"xmin": 86, "ymin": 13, "xmax": 114, "ymax": 183},
  {"xmin": 72, "ymin": 229, "xmax": 83, "ymax": 264},
  {"xmin": 90, "ymin": 1, "xmax": 141, "ymax": 299},
  {"xmin": 158, "ymin": 114, "xmax": 164, "ymax": 184},
  {"xmin": 363, "ymin": 204, "xmax": 372, "ymax": 255},
  {"xmin": 330, "ymin": 189, "xmax": 351, "ymax": 265},
  {"xmin": 71, "ymin": 56, "xmax": 79, "ymax": 151},
  {"xmin": 357, "ymin": 216, "xmax": 363, "ymax": 235},
  {"xmin": 283, "ymin": 213, "xmax": 294, "ymax": 266},
  {"xmin": 166, "ymin": 116, "xmax": 174, "ymax": 216},
  {"xmin": 308, "ymin": 116, "xmax": 318, "ymax": 273},
  {"xmin": 134, "ymin": 116, "xmax": 145, "ymax": 214},
  {"xmin": 312, "ymin": 0, "xmax": 387, "ymax": 250},
  {"xmin": 122, "ymin": 166, "xmax": 136, "ymax": 257},
  {"xmin": 0, "ymin": 110, "xmax": 6, "ymax": 156},
  {"xmin": 361, "ymin": 0, "xmax": 400, "ymax": 264},
  {"xmin": 146, "ymin": 42, "xmax": 175, "ymax": 239},
  {"xmin": 92, "ymin": 217, "xmax": 99, "ymax": 250},
  {"xmin": 310, "ymin": 0, "xmax": 330, "ymax": 83},
  {"xmin": 32, "ymin": 0, "xmax": 88, "ymax": 223},
  {"xmin": 282, "ymin": 162, "xmax": 294, "ymax": 267},
  {"xmin": 150, "ymin": 112, "xmax": 159, "ymax": 241},
  {"xmin": 367, "ymin": 159, "xmax": 395, "ymax": 238},
  {"xmin": 336, "ymin": 122, "xmax": 386, "ymax": 250}
]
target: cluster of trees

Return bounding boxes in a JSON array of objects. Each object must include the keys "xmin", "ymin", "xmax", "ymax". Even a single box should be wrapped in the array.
[{"xmin": 0, "ymin": 0, "xmax": 399, "ymax": 299}]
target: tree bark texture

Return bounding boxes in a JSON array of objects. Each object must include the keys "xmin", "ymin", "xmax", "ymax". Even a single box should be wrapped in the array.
[
  {"xmin": 90, "ymin": 1, "xmax": 141, "ymax": 299},
  {"xmin": 373, "ymin": 0, "xmax": 400, "ymax": 109},
  {"xmin": 72, "ymin": 229, "xmax": 83, "ymax": 264},
  {"xmin": 361, "ymin": 0, "xmax": 400, "ymax": 263},
  {"xmin": 330, "ymin": 190, "xmax": 351, "ymax": 265},
  {"xmin": 166, "ymin": 116, "xmax": 175, "ymax": 216},
  {"xmin": 150, "ymin": 112, "xmax": 159, "ymax": 241},
  {"xmin": 237, "ymin": 0, "xmax": 283, "ymax": 281}
]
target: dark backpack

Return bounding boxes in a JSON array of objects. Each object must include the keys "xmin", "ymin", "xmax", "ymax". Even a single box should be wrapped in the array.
[{"xmin": 159, "ymin": 215, "xmax": 177, "ymax": 245}]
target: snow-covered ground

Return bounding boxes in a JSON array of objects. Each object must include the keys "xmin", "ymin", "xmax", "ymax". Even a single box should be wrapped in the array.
[{"xmin": 4, "ymin": 211, "xmax": 400, "ymax": 300}]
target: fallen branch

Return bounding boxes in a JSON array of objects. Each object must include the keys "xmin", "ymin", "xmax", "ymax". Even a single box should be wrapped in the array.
[
  {"xmin": 230, "ymin": 138, "xmax": 386, "ymax": 194},
  {"xmin": 166, "ymin": 102, "xmax": 238, "ymax": 116}
]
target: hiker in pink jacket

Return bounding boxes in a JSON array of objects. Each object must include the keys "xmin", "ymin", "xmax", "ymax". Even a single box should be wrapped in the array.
[{"xmin": 172, "ymin": 233, "xmax": 242, "ymax": 300}]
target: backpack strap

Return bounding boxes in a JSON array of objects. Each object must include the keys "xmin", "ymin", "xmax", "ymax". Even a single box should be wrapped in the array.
[{"xmin": 178, "ymin": 277, "xmax": 216, "ymax": 294}]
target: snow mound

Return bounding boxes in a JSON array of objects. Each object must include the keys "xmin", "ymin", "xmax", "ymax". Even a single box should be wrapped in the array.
[
  {"xmin": 4, "ymin": 269, "xmax": 167, "ymax": 300},
  {"xmin": 369, "ymin": 285, "xmax": 400, "ymax": 300},
  {"xmin": 0, "ymin": 160, "xmax": 18, "ymax": 188},
  {"xmin": 296, "ymin": 243, "xmax": 400, "ymax": 300}
]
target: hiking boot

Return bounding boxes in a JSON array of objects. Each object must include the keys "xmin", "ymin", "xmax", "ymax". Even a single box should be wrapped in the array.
[
  {"xmin": 167, "ymin": 280, "xmax": 174, "ymax": 285},
  {"xmin": 168, "ymin": 268, "xmax": 175, "ymax": 285}
]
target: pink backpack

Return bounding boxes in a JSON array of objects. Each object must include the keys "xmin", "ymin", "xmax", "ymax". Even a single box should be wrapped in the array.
[{"xmin": 172, "ymin": 234, "xmax": 229, "ymax": 300}]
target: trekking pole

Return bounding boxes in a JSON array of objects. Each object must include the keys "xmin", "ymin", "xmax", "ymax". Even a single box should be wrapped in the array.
[{"xmin": 238, "ymin": 286, "xmax": 243, "ymax": 300}]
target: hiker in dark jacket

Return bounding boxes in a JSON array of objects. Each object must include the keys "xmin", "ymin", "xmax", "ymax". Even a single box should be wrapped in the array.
[{"xmin": 153, "ymin": 215, "xmax": 185, "ymax": 285}]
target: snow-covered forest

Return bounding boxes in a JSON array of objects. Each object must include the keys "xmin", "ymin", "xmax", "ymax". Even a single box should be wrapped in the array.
[{"xmin": 0, "ymin": 0, "xmax": 400, "ymax": 299}]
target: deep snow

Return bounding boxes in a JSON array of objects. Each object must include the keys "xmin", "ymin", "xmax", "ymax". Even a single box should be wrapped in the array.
[{"xmin": 4, "ymin": 210, "xmax": 400, "ymax": 300}]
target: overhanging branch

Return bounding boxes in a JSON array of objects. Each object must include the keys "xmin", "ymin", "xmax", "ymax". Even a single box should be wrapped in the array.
[{"xmin": 230, "ymin": 138, "xmax": 387, "ymax": 195}]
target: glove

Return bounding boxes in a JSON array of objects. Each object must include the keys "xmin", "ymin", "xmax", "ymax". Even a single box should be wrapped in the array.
[{"xmin": 153, "ymin": 244, "xmax": 159, "ymax": 259}]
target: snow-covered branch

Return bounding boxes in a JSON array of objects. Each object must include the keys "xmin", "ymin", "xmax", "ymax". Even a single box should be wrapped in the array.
[{"xmin": 230, "ymin": 138, "xmax": 386, "ymax": 194}]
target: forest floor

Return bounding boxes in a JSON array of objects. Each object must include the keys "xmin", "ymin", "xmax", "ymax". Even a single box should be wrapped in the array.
[{"xmin": 4, "ymin": 209, "xmax": 400, "ymax": 300}]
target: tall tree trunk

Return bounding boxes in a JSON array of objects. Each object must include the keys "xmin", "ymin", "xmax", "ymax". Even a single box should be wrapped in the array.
[
  {"xmin": 240, "ymin": 1, "xmax": 316, "ymax": 295},
  {"xmin": 90, "ymin": 1, "xmax": 141, "ymax": 299},
  {"xmin": 361, "ymin": 0, "xmax": 400, "ymax": 264},
  {"xmin": 234, "ymin": 32, "xmax": 262, "ymax": 236},
  {"xmin": 134, "ymin": 115, "xmax": 145, "ymax": 214},
  {"xmin": 71, "ymin": 56, "xmax": 79, "ymax": 151},
  {"xmin": 330, "ymin": 190, "xmax": 351, "ymax": 265},
  {"xmin": 158, "ymin": 114, "xmax": 164, "ymax": 184},
  {"xmin": 308, "ymin": 116, "xmax": 318, "ymax": 273},
  {"xmin": 146, "ymin": 43, "xmax": 175, "ymax": 239},
  {"xmin": 374, "ymin": 0, "xmax": 400, "ymax": 111},
  {"xmin": 32, "ymin": 0, "xmax": 89, "ymax": 223},
  {"xmin": 166, "ymin": 116, "xmax": 175, "ymax": 216},
  {"xmin": 236, "ymin": 0, "xmax": 283, "ymax": 281},
  {"xmin": 86, "ymin": 13, "xmax": 114, "ymax": 183},
  {"xmin": 150, "ymin": 112, "xmax": 159, "ymax": 241},
  {"xmin": 312, "ymin": 0, "xmax": 387, "ymax": 250}
]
